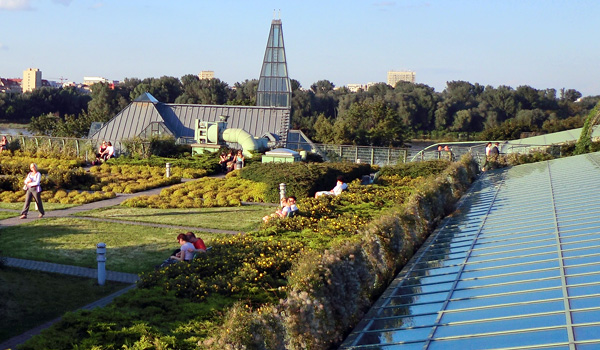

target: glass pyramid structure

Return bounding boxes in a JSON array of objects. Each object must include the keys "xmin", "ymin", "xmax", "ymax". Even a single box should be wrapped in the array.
[{"xmin": 256, "ymin": 19, "xmax": 292, "ymax": 108}]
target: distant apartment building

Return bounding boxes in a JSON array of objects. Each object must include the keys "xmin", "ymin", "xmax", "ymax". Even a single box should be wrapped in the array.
[
  {"xmin": 387, "ymin": 70, "xmax": 416, "ymax": 87},
  {"xmin": 0, "ymin": 78, "xmax": 22, "ymax": 93},
  {"xmin": 346, "ymin": 82, "xmax": 378, "ymax": 93},
  {"xmin": 198, "ymin": 71, "xmax": 215, "ymax": 80},
  {"xmin": 22, "ymin": 68, "xmax": 42, "ymax": 92},
  {"xmin": 83, "ymin": 76, "xmax": 111, "ymax": 85}
]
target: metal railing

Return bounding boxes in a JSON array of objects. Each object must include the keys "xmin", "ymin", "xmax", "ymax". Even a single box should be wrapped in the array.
[{"xmin": 1, "ymin": 134, "xmax": 97, "ymax": 160}]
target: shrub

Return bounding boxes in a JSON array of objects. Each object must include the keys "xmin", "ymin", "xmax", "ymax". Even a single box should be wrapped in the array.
[{"xmin": 240, "ymin": 162, "xmax": 373, "ymax": 202}]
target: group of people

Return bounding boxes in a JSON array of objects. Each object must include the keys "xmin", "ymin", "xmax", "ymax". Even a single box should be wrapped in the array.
[
  {"xmin": 158, "ymin": 232, "xmax": 207, "ymax": 268},
  {"xmin": 92, "ymin": 140, "xmax": 115, "ymax": 165},
  {"xmin": 263, "ymin": 196, "xmax": 298, "ymax": 222},
  {"xmin": 436, "ymin": 145, "xmax": 454, "ymax": 161},
  {"xmin": 0, "ymin": 135, "xmax": 8, "ymax": 152},
  {"xmin": 218, "ymin": 150, "xmax": 245, "ymax": 173},
  {"xmin": 482, "ymin": 142, "xmax": 501, "ymax": 171}
]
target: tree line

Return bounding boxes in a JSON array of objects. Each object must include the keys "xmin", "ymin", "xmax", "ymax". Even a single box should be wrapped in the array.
[{"xmin": 1, "ymin": 74, "xmax": 598, "ymax": 145}]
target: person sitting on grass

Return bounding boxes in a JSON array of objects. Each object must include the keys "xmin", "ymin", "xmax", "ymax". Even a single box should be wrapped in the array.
[
  {"xmin": 315, "ymin": 176, "xmax": 347, "ymax": 198},
  {"xmin": 158, "ymin": 233, "xmax": 196, "ymax": 268},
  {"xmin": 185, "ymin": 232, "xmax": 207, "ymax": 253},
  {"xmin": 263, "ymin": 197, "xmax": 290, "ymax": 223},
  {"xmin": 100, "ymin": 141, "xmax": 115, "ymax": 161},
  {"xmin": 287, "ymin": 196, "xmax": 299, "ymax": 217},
  {"xmin": 0, "ymin": 135, "xmax": 8, "ymax": 152}
]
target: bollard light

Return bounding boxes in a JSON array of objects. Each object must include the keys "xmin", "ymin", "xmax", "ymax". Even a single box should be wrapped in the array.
[
  {"xmin": 165, "ymin": 163, "xmax": 171, "ymax": 178},
  {"xmin": 279, "ymin": 183, "xmax": 286, "ymax": 201},
  {"xmin": 96, "ymin": 242, "xmax": 106, "ymax": 286}
]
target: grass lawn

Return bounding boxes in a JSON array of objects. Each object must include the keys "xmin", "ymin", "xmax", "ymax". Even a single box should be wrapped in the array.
[
  {"xmin": 0, "ymin": 267, "xmax": 128, "ymax": 343},
  {"xmin": 74, "ymin": 205, "xmax": 276, "ymax": 232},
  {"xmin": 0, "ymin": 211, "xmax": 17, "ymax": 219},
  {"xmin": 0, "ymin": 218, "xmax": 227, "ymax": 274},
  {"xmin": 0, "ymin": 202, "xmax": 77, "ymax": 211}
]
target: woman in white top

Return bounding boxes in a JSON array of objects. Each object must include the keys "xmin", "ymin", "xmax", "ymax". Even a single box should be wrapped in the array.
[{"xmin": 20, "ymin": 163, "xmax": 45, "ymax": 219}]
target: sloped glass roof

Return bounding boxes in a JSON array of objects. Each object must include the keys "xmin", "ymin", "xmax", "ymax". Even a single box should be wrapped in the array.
[{"xmin": 341, "ymin": 152, "xmax": 600, "ymax": 350}]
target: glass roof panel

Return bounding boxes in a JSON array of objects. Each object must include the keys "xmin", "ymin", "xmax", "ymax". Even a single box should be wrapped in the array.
[{"xmin": 340, "ymin": 152, "xmax": 600, "ymax": 349}]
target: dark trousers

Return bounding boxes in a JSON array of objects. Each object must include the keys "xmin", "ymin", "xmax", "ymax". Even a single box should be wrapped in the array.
[{"xmin": 21, "ymin": 187, "xmax": 45, "ymax": 216}]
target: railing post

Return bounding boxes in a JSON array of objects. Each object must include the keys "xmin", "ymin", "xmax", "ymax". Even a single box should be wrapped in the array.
[{"xmin": 96, "ymin": 242, "xmax": 106, "ymax": 286}]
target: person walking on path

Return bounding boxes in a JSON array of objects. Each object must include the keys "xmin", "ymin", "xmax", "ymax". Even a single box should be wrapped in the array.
[{"xmin": 20, "ymin": 163, "xmax": 45, "ymax": 219}]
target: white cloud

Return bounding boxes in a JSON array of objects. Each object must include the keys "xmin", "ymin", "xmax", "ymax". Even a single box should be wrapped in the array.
[{"xmin": 0, "ymin": 0, "xmax": 32, "ymax": 10}]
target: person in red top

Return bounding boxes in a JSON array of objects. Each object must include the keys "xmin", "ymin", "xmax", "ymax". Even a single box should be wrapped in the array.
[{"xmin": 185, "ymin": 232, "xmax": 206, "ymax": 253}]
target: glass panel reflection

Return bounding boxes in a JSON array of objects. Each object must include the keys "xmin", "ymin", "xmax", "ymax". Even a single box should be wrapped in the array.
[
  {"xmin": 355, "ymin": 327, "xmax": 432, "ymax": 345},
  {"xmin": 368, "ymin": 313, "xmax": 438, "ymax": 331},
  {"xmin": 434, "ymin": 314, "xmax": 565, "ymax": 338},
  {"xmin": 441, "ymin": 300, "xmax": 564, "ymax": 323},
  {"xmin": 571, "ymin": 310, "xmax": 600, "ymax": 324},
  {"xmin": 446, "ymin": 288, "xmax": 563, "ymax": 310},
  {"xmin": 570, "ymin": 295, "xmax": 600, "ymax": 309},
  {"xmin": 428, "ymin": 328, "xmax": 568, "ymax": 350},
  {"xmin": 379, "ymin": 302, "xmax": 444, "ymax": 317},
  {"xmin": 573, "ymin": 325, "xmax": 600, "ymax": 341}
]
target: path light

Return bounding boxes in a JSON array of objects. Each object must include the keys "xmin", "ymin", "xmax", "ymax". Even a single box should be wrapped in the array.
[
  {"xmin": 166, "ymin": 163, "xmax": 171, "ymax": 178},
  {"xmin": 280, "ymin": 183, "xmax": 286, "ymax": 200},
  {"xmin": 97, "ymin": 242, "xmax": 106, "ymax": 286}
]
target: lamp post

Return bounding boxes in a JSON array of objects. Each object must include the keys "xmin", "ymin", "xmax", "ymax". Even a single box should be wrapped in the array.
[{"xmin": 96, "ymin": 242, "xmax": 106, "ymax": 286}]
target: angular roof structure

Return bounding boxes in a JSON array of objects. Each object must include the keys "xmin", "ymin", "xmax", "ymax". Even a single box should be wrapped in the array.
[
  {"xmin": 256, "ymin": 19, "xmax": 292, "ymax": 108},
  {"xmin": 341, "ymin": 152, "xmax": 600, "ymax": 349},
  {"xmin": 89, "ymin": 93, "xmax": 291, "ymax": 149}
]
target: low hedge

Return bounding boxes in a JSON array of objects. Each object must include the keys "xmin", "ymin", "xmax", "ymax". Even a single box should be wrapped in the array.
[{"xmin": 240, "ymin": 162, "xmax": 374, "ymax": 202}]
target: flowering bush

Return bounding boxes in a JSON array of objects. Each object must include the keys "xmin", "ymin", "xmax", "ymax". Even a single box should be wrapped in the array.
[{"xmin": 138, "ymin": 235, "xmax": 304, "ymax": 302}]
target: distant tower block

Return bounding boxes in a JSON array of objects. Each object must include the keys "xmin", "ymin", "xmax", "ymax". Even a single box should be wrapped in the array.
[
  {"xmin": 256, "ymin": 18, "xmax": 292, "ymax": 108},
  {"xmin": 387, "ymin": 70, "xmax": 416, "ymax": 87},
  {"xmin": 198, "ymin": 71, "xmax": 214, "ymax": 80},
  {"xmin": 22, "ymin": 68, "xmax": 42, "ymax": 92}
]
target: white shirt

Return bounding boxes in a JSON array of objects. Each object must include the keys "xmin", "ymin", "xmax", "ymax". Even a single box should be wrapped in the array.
[{"xmin": 332, "ymin": 182, "xmax": 348, "ymax": 196}]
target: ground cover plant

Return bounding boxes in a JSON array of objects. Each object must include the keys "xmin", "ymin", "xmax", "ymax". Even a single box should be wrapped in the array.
[
  {"xmin": 74, "ymin": 205, "xmax": 276, "ymax": 232},
  {"xmin": 0, "ymin": 211, "xmax": 16, "ymax": 220},
  {"xmin": 0, "ymin": 218, "xmax": 224, "ymax": 274},
  {"xmin": 0, "ymin": 267, "xmax": 128, "ymax": 343},
  {"xmin": 0, "ymin": 155, "xmax": 185, "ymax": 207},
  {"xmin": 107, "ymin": 152, "xmax": 219, "ymax": 178},
  {"xmin": 88, "ymin": 163, "xmax": 182, "ymax": 193},
  {"xmin": 19, "ymin": 157, "xmax": 480, "ymax": 350},
  {"xmin": 121, "ymin": 175, "xmax": 270, "ymax": 208}
]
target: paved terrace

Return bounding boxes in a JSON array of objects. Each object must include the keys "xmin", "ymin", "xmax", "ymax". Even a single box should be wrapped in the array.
[{"xmin": 341, "ymin": 152, "xmax": 600, "ymax": 349}]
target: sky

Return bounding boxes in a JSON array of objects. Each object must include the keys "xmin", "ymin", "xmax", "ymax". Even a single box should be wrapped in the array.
[{"xmin": 1, "ymin": 0, "xmax": 599, "ymax": 97}]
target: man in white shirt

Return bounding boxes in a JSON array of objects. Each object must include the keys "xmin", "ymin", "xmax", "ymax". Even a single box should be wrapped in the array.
[{"xmin": 315, "ymin": 176, "xmax": 348, "ymax": 198}]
